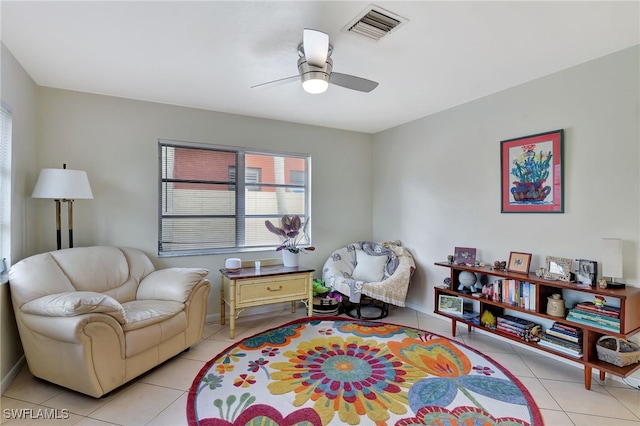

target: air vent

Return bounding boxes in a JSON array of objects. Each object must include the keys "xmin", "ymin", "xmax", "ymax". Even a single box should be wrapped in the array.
[{"xmin": 344, "ymin": 5, "xmax": 407, "ymax": 41}]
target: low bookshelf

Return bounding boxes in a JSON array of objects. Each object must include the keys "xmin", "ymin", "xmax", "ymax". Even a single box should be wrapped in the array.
[{"xmin": 434, "ymin": 261, "xmax": 640, "ymax": 390}]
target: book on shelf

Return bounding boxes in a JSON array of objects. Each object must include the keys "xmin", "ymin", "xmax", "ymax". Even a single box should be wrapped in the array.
[
  {"xmin": 493, "ymin": 279, "xmax": 502, "ymax": 303},
  {"xmin": 490, "ymin": 279, "xmax": 536, "ymax": 310},
  {"xmin": 545, "ymin": 328, "xmax": 582, "ymax": 343},
  {"xmin": 540, "ymin": 333, "xmax": 582, "ymax": 351},
  {"xmin": 567, "ymin": 310, "xmax": 620, "ymax": 326},
  {"xmin": 530, "ymin": 284, "xmax": 536, "ymax": 310},
  {"xmin": 537, "ymin": 339, "xmax": 583, "ymax": 358},
  {"xmin": 497, "ymin": 322, "xmax": 527, "ymax": 336},
  {"xmin": 566, "ymin": 312, "xmax": 620, "ymax": 332},
  {"xmin": 573, "ymin": 302, "xmax": 620, "ymax": 318},
  {"xmin": 522, "ymin": 282, "xmax": 530, "ymax": 310},
  {"xmin": 499, "ymin": 315, "xmax": 536, "ymax": 329},
  {"xmin": 551, "ymin": 322, "xmax": 581, "ymax": 335}
]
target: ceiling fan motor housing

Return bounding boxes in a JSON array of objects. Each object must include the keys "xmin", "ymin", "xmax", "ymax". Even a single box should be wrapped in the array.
[{"xmin": 298, "ymin": 56, "xmax": 332, "ymax": 92}]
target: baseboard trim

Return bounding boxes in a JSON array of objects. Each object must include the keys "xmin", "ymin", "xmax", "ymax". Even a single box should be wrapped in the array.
[{"xmin": 1, "ymin": 355, "xmax": 25, "ymax": 394}]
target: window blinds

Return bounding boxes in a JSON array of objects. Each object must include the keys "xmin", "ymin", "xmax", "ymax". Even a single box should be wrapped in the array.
[
  {"xmin": 158, "ymin": 140, "xmax": 311, "ymax": 256},
  {"xmin": 0, "ymin": 105, "xmax": 12, "ymax": 281}
]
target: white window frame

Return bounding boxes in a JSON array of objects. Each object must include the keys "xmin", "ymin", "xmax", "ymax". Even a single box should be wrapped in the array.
[
  {"xmin": 158, "ymin": 139, "xmax": 311, "ymax": 256},
  {"xmin": 0, "ymin": 103, "xmax": 12, "ymax": 281}
]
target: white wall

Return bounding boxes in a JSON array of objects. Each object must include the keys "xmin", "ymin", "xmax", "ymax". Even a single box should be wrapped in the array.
[
  {"xmin": 4, "ymin": 42, "xmax": 640, "ymax": 387},
  {"xmin": 0, "ymin": 43, "xmax": 38, "ymax": 389},
  {"xmin": 372, "ymin": 46, "xmax": 639, "ymax": 315},
  {"xmin": 33, "ymin": 87, "xmax": 374, "ymax": 309}
]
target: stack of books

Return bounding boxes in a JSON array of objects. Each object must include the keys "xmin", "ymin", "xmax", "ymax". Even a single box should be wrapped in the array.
[
  {"xmin": 566, "ymin": 302, "xmax": 620, "ymax": 332},
  {"xmin": 496, "ymin": 315, "xmax": 538, "ymax": 341},
  {"xmin": 538, "ymin": 322, "xmax": 583, "ymax": 357}
]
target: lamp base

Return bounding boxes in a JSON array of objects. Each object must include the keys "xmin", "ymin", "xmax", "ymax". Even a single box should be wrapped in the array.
[{"xmin": 606, "ymin": 280, "xmax": 626, "ymax": 289}]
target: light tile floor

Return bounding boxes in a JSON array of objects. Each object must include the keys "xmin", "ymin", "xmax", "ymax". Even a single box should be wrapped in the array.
[{"xmin": 2, "ymin": 306, "xmax": 639, "ymax": 425}]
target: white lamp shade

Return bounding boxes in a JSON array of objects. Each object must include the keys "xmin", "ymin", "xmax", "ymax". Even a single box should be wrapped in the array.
[
  {"xmin": 602, "ymin": 238, "xmax": 623, "ymax": 279},
  {"xmin": 32, "ymin": 168, "xmax": 94, "ymax": 200}
]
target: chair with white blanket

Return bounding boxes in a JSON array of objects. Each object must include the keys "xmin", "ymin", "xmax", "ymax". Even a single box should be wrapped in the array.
[{"xmin": 322, "ymin": 241, "xmax": 415, "ymax": 319}]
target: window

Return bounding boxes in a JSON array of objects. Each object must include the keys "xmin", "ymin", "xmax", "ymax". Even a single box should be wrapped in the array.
[
  {"xmin": 0, "ymin": 104, "xmax": 12, "ymax": 281},
  {"xmin": 228, "ymin": 166, "xmax": 261, "ymax": 191},
  {"xmin": 158, "ymin": 140, "xmax": 311, "ymax": 256}
]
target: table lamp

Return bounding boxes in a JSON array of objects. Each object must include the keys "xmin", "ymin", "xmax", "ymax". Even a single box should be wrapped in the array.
[
  {"xmin": 32, "ymin": 164, "xmax": 93, "ymax": 250},
  {"xmin": 602, "ymin": 238, "xmax": 624, "ymax": 289}
]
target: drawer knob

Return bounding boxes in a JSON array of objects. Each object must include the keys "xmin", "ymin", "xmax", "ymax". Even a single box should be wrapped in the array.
[{"xmin": 267, "ymin": 285, "xmax": 283, "ymax": 291}]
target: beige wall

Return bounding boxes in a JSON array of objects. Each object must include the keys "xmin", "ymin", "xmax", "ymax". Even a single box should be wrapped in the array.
[
  {"xmin": 0, "ymin": 43, "xmax": 39, "ymax": 390},
  {"xmin": 33, "ymin": 87, "xmax": 374, "ymax": 298},
  {"xmin": 372, "ymin": 45, "xmax": 639, "ymax": 338}
]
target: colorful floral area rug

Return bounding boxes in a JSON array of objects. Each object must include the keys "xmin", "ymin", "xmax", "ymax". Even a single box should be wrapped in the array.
[{"xmin": 187, "ymin": 317, "xmax": 543, "ymax": 426}]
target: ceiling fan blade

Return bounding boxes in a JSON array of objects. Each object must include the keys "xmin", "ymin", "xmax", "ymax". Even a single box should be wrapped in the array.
[
  {"xmin": 303, "ymin": 28, "xmax": 329, "ymax": 67},
  {"xmin": 329, "ymin": 72, "xmax": 379, "ymax": 93},
  {"xmin": 251, "ymin": 75, "xmax": 299, "ymax": 89}
]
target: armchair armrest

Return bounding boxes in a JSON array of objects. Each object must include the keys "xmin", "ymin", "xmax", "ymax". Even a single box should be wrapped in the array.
[
  {"xmin": 20, "ymin": 291, "xmax": 126, "ymax": 324},
  {"xmin": 19, "ymin": 310, "xmax": 124, "ymax": 345},
  {"xmin": 137, "ymin": 268, "xmax": 209, "ymax": 303}
]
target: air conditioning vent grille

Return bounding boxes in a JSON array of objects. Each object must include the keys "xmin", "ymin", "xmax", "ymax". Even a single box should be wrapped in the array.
[{"xmin": 345, "ymin": 5, "xmax": 406, "ymax": 41}]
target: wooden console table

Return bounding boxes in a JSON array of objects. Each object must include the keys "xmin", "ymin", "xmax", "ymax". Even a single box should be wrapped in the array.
[{"xmin": 220, "ymin": 260, "xmax": 314, "ymax": 338}]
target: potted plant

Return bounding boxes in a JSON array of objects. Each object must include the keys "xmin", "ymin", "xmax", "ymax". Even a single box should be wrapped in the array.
[{"xmin": 265, "ymin": 215, "xmax": 314, "ymax": 267}]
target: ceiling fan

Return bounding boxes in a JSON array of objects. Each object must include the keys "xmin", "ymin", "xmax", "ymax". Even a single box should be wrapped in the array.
[{"xmin": 251, "ymin": 29, "xmax": 379, "ymax": 94}]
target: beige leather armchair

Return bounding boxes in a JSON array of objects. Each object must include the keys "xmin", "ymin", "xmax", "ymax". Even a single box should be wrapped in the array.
[{"xmin": 8, "ymin": 246, "xmax": 211, "ymax": 398}]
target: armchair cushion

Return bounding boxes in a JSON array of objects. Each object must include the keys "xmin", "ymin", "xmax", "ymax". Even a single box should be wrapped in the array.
[
  {"xmin": 20, "ymin": 291, "xmax": 127, "ymax": 324},
  {"xmin": 352, "ymin": 248, "xmax": 388, "ymax": 282},
  {"xmin": 121, "ymin": 300, "xmax": 185, "ymax": 331},
  {"xmin": 137, "ymin": 268, "xmax": 209, "ymax": 302}
]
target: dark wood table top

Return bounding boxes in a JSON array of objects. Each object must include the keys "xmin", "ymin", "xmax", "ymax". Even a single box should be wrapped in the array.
[{"xmin": 220, "ymin": 264, "xmax": 315, "ymax": 279}]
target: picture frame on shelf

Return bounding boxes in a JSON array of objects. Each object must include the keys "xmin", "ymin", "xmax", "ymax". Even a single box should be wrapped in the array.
[
  {"xmin": 438, "ymin": 295, "xmax": 464, "ymax": 316},
  {"xmin": 576, "ymin": 259, "xmax": 597, "ymax": 286},
  {"xmin": 507, "ymin": 251, "xmax": 532, "ymax": 274},
  {"xmin": 500, "ymin": 129, "xmax": 564, "ymax": 213},
  {"xmin": 454, "ymin": 247, "xmax": 476, "ymax": 266},
  {"xmin": 546, "ymin": 256, "xmax": 572, "ymax": 281}
]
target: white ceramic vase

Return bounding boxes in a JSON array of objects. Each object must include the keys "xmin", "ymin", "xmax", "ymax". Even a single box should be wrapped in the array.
[{"xmin": 282, "ymin": 250, "xmax": 299, "ymax": 267}]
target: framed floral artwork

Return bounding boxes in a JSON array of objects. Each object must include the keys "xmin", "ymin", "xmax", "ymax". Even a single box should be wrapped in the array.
[{"xmin": 501, "ymin": 129, "xmax": 564, "ymax": 213}]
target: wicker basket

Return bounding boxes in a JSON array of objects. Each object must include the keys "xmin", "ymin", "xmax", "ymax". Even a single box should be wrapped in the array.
[
  {"xmin": 312, "ymin": 296, "xmax": 339, "ymax": 316},
  {"xmin": 596, "ymin": 336, "xmax": 640, "ymax": 367}
]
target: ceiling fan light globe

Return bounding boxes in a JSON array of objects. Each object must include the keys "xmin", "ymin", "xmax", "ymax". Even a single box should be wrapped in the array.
[{"xmin": 302, "ymin": 77, "xmax": 329, "ymax": 94}]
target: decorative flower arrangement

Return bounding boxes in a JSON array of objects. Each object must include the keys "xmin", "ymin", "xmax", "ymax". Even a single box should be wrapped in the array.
[
  {"xmin": 265, "ymin": 215, "xmax": 315, "ymax": 254},
  {"xmin": 510, "ymin": 143, "xmax": 553, "ymax": 203}
]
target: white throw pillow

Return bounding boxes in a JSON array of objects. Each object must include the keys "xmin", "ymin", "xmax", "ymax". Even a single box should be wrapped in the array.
[
  {"xmin": 351, "ymin": 249, "xmax": 388, "ymax": 282},
  {"xmin": 20, "ymin": 291, "xmax": 126, "ymax": 324}
]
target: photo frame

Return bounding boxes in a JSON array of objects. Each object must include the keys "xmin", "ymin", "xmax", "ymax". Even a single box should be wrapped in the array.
[
  {"xmin": 454, "ymin": 247, "xmax": 476, "ymax": 266},
  {"xmin": 507, "ymin": 251, "xmax": 532, "ymax": 274},
  {"xmin": 546, "ymin": 256, "xmax": 572, "ymax": 281},
  {"xmin": 501, "ymin": 129, "xmax": 564, "ymax": 213},
  {"xmin": 576, "ymin": 259, "xmax": 597, "ymax": 286},
  {"xmin": 438, "ymin": 295, "xmax": 464, "ymax": 316}
]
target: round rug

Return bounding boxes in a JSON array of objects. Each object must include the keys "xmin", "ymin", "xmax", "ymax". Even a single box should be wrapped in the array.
[{"xmin": 188, "ymin": 317, "xmax": 543, "ymax": 426}]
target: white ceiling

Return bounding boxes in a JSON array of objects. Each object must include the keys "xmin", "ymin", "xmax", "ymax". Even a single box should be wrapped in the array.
[{"xmin": 2, "ymin": 1, "xmax": 639, "ymax": 134}]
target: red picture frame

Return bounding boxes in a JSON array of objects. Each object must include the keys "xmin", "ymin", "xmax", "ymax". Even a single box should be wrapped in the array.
[{"xmin": 501, "ymin": 129, "xmax": 564, "ymax": 213}]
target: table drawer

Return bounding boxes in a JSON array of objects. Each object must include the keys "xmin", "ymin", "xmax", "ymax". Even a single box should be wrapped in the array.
[{"xmin": 237, "ymin": 275, "xmax": 308, "ymax": 305}]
